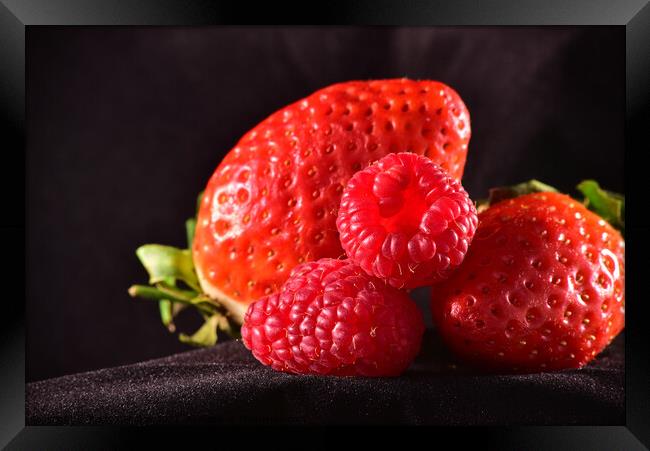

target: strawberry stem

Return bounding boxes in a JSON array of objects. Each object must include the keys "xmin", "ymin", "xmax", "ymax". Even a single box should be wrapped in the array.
[
  {"xmin": 129, "ymin": 190, "xmax": 240, "ymax": 346},
  {"xmin": 128, "ymin": 284, "xmax": 215, "ymax": 316},
  {"xmin": 577, "ymin": 180, "xmax": 624, "ymax": 235}
]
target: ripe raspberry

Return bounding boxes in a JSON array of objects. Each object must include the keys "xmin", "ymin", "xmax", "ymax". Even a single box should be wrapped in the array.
[
  {"xmin": 336, "ymin": 153, "xmax": 478, "ymax": 289},
  {"xmin": 241, "ymin": 258, "xmax": 425, "ymax": 376}
]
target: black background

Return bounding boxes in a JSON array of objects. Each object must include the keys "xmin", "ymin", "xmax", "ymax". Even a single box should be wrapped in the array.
[{"xmin": 26, "ymin": 27, "xmax": 624, "ymax": 382}]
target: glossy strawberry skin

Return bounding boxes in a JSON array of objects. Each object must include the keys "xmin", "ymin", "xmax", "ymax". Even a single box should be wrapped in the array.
[
  {"xmin": 337, "ymin": 152, "xmax": 477, "ymax": 289},
  {"xmin": 430, "ymin": 192, "xmax": 625, "ymax": 372},
  {"xmin": 193, "ymin": 79, "xmax": 471, "ymax": 318},
  {"xmin": 241, "ymin": 258, "xmax": 425, "ymax": 376}
]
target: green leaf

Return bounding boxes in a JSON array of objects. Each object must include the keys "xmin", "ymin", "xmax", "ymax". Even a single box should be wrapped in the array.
[
  {"xmin": 179, "ymin": 314, "xmax": 220, "ymax": 347},
  {"xmin": 576, "ymin": 180, "xmax": 625, "ymax": 234},
  {"xmin": 185, "ymin": 218, "xmax": 197, "ymax": 249},
  {"xmin": 216, "ymin": 314, "xmax": 242, "ymax": 339},
  {"xmin": 159, "ymin": 300, "xmax": 174, "ymax": 329},
  {"xmin": 128, "ymin": 287, "xmax": 186, "ymax": 332},
  {"xmin": 159, "ymin": 301, "xmax": 187, "ymax": 332},
  {"xmin": 195, "ymin": 190, "xmax": 204, "ymax": 214},
  {"xmin": 135, "ymin": 244, "xmax": 200, "ymax": 291},
  {"xmin": 183, "ymin": 191, "xmax": 204, "ymax": 254}
]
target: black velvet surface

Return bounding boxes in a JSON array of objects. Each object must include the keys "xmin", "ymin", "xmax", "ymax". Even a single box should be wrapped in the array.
[
  {"xmin": 26, "ymin": 330, "xmax": 624, "ymax": 425},
  {"xmin": 24, "ymin": 26, "xmax": 625, "ymax": 428}
]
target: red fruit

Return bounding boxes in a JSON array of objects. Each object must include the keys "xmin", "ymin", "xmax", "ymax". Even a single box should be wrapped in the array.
[
  {"xmin": 241, "ymin": 258, "xmax": 425, "ymax": 376},
  {"xmin": 337, "ymin": 152, "xmax": 477, "ymax": 288},
  {"xmin": 193, "ymin": 79, "xmax": 471, "ymax": 321},
  {"xmin": 431, "ymin": 192, "xmax": 625, "ymax": 372}
]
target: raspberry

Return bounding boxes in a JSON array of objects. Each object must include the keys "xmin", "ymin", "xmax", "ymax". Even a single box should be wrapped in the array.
[
  {"xmin": 336, "ymin": 153, "xmax": 478, "ymax": 289},
  {"xmin": 241, "ymin": 258, "xmax": 425, "ymax": 376}
]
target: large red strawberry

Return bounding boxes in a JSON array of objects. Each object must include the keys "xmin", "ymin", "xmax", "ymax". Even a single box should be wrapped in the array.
[
  {"xmin": 193, "ymin": 79, "xmax": 471, "ymax": 322},
  {"xmin": 430, "ymin": 181, "xmax": 624, "ymax": 372}
]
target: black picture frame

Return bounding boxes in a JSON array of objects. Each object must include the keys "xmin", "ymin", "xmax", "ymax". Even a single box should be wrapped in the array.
[{"xmin": 1, "ymin": 0, "xmax": 648, "ymax": 448}]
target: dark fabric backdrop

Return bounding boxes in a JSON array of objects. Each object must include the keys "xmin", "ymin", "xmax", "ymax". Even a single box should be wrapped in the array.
[{"xmin": 26, "ymin": 27, "xmax": 624, "ymax": 382}]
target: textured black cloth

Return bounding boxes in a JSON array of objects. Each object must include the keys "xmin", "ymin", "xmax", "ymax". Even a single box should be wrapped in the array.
[{"xmin": 26, "ymin": 330, "xmax": 624, "ymax": 425}]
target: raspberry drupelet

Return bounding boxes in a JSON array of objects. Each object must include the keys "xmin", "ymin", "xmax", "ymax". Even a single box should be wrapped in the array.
[
  {"xmin": 336, "ymin": 152, "xmax": 478, "ymax": 289},
  {"xmin": 241, "ymin": 258, "xmax": 425, "ymax": 376}
]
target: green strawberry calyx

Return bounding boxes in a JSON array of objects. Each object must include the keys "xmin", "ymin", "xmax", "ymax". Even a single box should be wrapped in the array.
[
  {"xmin": 576, "ymin": 180, "xmax": 625, "ymax": 234},
  {"xmin": 128, "ymin": 192, "xmax": 241, "ymax": 347},
  {"xmin": 477, "ymin": 179, "xmax": 624, "ymax": 236}
]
